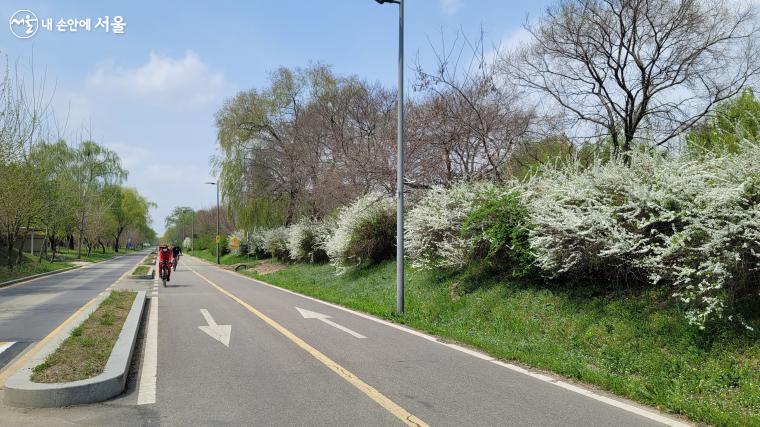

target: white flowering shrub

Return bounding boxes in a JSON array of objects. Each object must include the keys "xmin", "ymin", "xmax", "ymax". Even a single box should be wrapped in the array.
[
  {"xmin": 405, "ymin": 181, "xmax": 502, "ymax": 270},
  {"xmin": 324, "ymin": 193, "xmax": 396, "ymax": 273},
  {"xmin": 525, "ymin": 145, "xmax": 760, "ymax": 328},
  {"xmin": 287, "ymin": 219, "xmax": 328, "ymax": 262},
  {"xmin": 182, "ymin": 236, "xmax": 192, "ymax": 251},
  {"xmin": 262, "ymin": 226, "xmax": 290, "ymax": 260},
  {"xmin": 226, "ymin": 230, "xmax": 248, "ymax": 255},
  {"xmin": 247, "ymin": 228, "xmax": 268, "ymax": 258}
]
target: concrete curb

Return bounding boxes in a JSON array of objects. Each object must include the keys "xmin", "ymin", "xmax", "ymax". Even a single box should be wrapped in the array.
[
  {"xmin": 0, "ymin": 251, "xmax": 143, "ymax": 290},
  {"xmin": 0, "ymin": 266, "xmax": 81, "ymax": 289},
  {"xmin": 4, "ymin": 290, "xmax": 147, "ymax": 407},
  {"xmin": 129, "ymin": 266, "xmax": 155, "ymax": 280}
]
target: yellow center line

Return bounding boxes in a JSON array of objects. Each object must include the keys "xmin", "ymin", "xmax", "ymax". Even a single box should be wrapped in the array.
[{"xmin": 190, "ymin": 267, "xmax": 428, "ymax": 427}]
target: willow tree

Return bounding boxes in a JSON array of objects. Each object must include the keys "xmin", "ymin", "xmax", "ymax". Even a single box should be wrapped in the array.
[{"xmin": 71, "ymin": 140, "xmax": 126, "ymax": 258}]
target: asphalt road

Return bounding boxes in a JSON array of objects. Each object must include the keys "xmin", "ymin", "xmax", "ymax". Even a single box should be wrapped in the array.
[
  {"xmin": 0, "ymin": 255, "xmax": 687, "ymax": 426},
  {"xmin": 0, "ymin": 252, "xmax": 145, "ymax": 373}
]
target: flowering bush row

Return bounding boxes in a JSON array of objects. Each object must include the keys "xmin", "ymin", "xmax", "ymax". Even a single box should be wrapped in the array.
[
  {"xmin": 228, "ymin": 145, "xmax": 760, "ymax": 328},
  {"xmin": 524, "ymin": 146, "xmax": 760, "ymax": 328}
]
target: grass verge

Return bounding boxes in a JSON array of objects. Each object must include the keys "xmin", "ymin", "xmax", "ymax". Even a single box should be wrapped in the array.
[
  {"xmin": 244, "ymin": 260, "xmax": 759, "ymax": 426},
  {"xmin": 31, "ymin": 291, "xmax": 136, "ymax": 383},
  {"xmin": 0, "ymin": 252, "xmax": 72, "ymax": 283},
  {"xmin": 54, "ymin": 248, "xmax": 120, "ymax": 263},
  {"xmin": 132, "ymin": 265, "xmax": 150, "ymax": 276},
  {"xmin": 188, "ymin": 249, "xmax": 255, "ymax": 265}
]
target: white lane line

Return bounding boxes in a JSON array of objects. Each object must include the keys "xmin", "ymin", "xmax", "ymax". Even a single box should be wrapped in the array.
[
  {"xmin": 210, "ymin": 263, "xmax": 690, "ymax": 427},
  {"xmin": 0, "ymin": 341, "xmax": 14, "ymax": 355},
  {"xmin": 137, "ymin": 295, "xmax": 158, "ymax": 405}
]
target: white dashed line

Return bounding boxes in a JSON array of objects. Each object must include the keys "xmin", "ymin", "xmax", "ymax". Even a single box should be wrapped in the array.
[{"xmin": 137, "ymin": 295, "xmax": 158, "ymax": 405}]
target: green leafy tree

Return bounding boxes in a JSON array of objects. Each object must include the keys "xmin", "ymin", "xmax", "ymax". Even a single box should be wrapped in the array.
[
  {"xmin": 70, "ymin": 141, "xmax": 127, "ymax": 259},
  {"xmin": 686, "ymin": 88, "xmax": 760, "ymax": 155},
  {"xmin": 27, "ymin": 141, "xmax": 79, "ymax": 262},
  {"xmin": 105, "ymin": 186, "xmax": 154, "ymax": 252}
]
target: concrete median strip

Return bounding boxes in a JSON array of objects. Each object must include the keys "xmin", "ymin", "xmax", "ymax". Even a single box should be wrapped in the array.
[{"xmin": 3, "ymin": 290, "xmax": 146, "ymax": 408}]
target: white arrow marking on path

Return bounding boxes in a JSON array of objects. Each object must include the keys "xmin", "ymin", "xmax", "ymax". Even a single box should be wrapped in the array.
[
  {"xmin": 296, "ymin": 307, "xmax": 366, "ymax": 339},
  {"xmin": 198, "ymin": 309, "xmax": 232, "ymax": 347}
]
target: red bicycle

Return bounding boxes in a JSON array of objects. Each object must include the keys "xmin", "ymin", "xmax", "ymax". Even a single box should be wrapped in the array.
[{"xmin": 159, "ymin": 259, "xmax": 171, "ymax": 287}]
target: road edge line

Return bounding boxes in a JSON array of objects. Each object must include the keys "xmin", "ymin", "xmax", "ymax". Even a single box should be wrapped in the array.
[{"xmin": 190, "ymin": 267, "xmax": 428, "ymax": 427}]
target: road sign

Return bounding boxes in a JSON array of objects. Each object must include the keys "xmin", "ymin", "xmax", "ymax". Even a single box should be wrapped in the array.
[
  {"xmin": 230, "ymin": 236, "xmax": 240, "ymax": 251},
  {"xmin": 215, "ymin": 235, "xmax": 221, "ymax": 244}
]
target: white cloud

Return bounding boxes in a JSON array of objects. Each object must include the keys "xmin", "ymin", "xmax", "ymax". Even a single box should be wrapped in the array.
[
  {"xmin": 484, "ymin": 27, "xmax": 532, "ymax": 66},
  {"xmin": 86, "ymin": 51, "xmax": 230, "ymax": 111},
  {"xmin": 49, "ymin": 50, "xmax": 234, "ymax": 234},
  {"xmin": 497, "ymin": 27, "xmax": 532, "ymax": 52},
  {"xmin": 439, "ymin": 0, "xmax": 462, "ymax": 15}
]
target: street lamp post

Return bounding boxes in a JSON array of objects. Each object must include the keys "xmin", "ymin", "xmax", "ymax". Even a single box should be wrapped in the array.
[
  {"xmin": 205, "ymin": 181, "xmax": 220, "ymax": 264},
  {"xmin": 375, "ymin": 0, "xmax": 405, "ymax": 315}
]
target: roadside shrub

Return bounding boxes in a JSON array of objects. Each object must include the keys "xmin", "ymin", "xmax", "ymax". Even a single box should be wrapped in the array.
[
  {"xmin": 405, "ymin": 181, "xmax": 500, "ymax": 270},
  {"xmin": 287, "ymin": 219, "xmax": 328, "ymax": 263},
  {"xmin": 247, "ymin": 228, "xmax": 268, "ymax": 258},
  {"xmin": 525, "ymin": 145, "xmax": 760, "ymax": 329},
  {"xmin": 462, "ymin": 190, "xmax": 534, "ymax": 277},
  {"xmin": 325, "ymin": 193, "xmax": 396, "ymax": 273},
  {"xmin": 182, "ymin": 236, "xmax": 192, "ymax": 251},
  {"xmin": 262, "ymin": 227, "xmax": 290, "ymax": 260}
]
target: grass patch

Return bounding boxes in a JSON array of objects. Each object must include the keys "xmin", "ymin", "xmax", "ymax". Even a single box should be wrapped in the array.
[
  {"xmin": 31, "ymin": 291, "xmax": 136, "ymax": 383},
  {"xmin": 54, "ymin": 248, "xmax": 120, "ymax": 263},
  {"xmin": 0, "ymin": 252, "xmax": 72, "ymax": 283},
  {"xmin": 188, "ymin": 249, "xmax": 256, "ymax": 265},
  {"xmin": 132, "ymin": 265, "xmax": 150, "ymax": 276},
  {"xmin": 244, "ymin": 261, "xmax": 760, "ymax": 426}
]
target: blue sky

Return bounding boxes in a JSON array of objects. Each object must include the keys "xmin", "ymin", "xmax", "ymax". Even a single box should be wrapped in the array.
[{"xmin": 1, "ymin": 0, "xmax": 552, "ymax": 234}]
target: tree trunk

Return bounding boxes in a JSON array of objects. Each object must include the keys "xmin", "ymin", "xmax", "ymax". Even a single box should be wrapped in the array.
[
  {"xmin": 113, "ymin": 228, "xmax": 123, "ymax": 253},
  {"xmin": 16, "ymin": 222, "xmax": 31, "ymax": 265},
  {"xmin": 285, "ymin": 188, "xmax": 298, "ymax": 226},
  {"xmin": 38, "ymin": 234, "xmax": 48, "ymax": 263},
  {"xmin": 622, "ymin": 133, "xmax": 633, "ymax": 166},
  {"xmin": 6, "ymin": 233, "xmax": 15, "ymax": 268},
  {"xmin": 49, "ymin": 238, "xmax": 58, "ymax": 263}
]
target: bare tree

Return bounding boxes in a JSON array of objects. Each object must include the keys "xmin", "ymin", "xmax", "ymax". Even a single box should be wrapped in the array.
[
  {"xmin": 502, "ymin": 0, "xmax": 760, "ymax": 161},
  {"xmin": 414, "ymin": 29, "xmax": 542, "ymax": 182}
]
